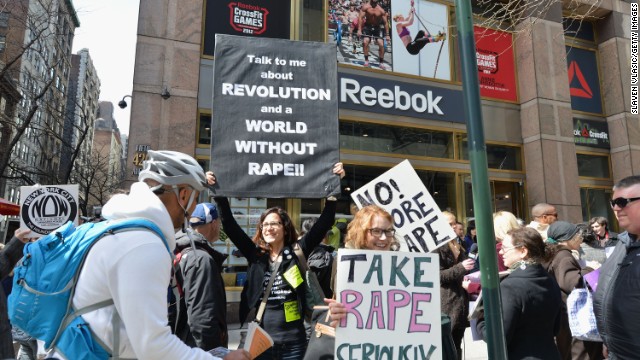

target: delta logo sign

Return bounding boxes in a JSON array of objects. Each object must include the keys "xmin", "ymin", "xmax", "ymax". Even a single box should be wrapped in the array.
[
  {"xmin": 566, "ymin": 46, "xmax": 603, "ymax": 114},
  {"xmin": 573, "ymin": 119, "xmax": 610, "ymax": 149}
]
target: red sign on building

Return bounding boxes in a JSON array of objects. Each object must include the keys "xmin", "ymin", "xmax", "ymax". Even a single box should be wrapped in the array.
[{"xmin": 474, "ymin": 26, "xmax": 518, "ymax": 102}]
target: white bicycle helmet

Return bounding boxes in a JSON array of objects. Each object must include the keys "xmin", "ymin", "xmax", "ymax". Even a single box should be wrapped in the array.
[{"xmin": 138, "ymin": 150, "xmax": 207, "ymax": 191}]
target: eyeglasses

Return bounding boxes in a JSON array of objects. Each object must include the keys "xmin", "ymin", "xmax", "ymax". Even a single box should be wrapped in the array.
[
  {"xmin": 501, "ymin": 245, "xmax": 523, "ymax": 254},
  {"xmin": 260, "ymin": 221, "xmax": 282, "ymax": 229},
  {"xmin": 368, "ymin": 228, "xmax": 396, "ymax": 237},
  {"xmin": 610, "ymin": 197, "xmax": 640, "ymax": 209}
]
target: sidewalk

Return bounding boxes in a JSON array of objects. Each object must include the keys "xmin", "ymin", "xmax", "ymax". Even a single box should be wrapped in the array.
[{"xmin": 227, "ymin": 323, "xmax": 489, "ymax": 360}]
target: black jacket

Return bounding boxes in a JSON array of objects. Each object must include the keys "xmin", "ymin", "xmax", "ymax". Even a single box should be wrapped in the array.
[
  {"xmin": 0, "ymin": 236, "xmax": 26, "ymax": 358},
  {"xmin": 307, "ymin": 243, "xmax": 335, "ymax": 299},
  {"xmin": 215, "ymin": 198, "xmax": 336, "ymax": 325},
  {"xmin": 477, "ymin": 264, "xmax": 562, "ymax": 360},
  {"xmin": 593, "ymin": 232, "xmax": 640, "ymax": 360},
  {"xmin": 172, "ymin": 230, "xmax": 228, "ymax": 350}
]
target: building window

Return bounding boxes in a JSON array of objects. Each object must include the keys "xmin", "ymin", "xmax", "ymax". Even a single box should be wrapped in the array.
[
  {"xmin": 0, "ymin": 35, "xmax": 6, "ymax": 52},
  {"xmin": 0, "ymin": 12, "xmax": 8, "ymax": 27},
  {"xmin": 580, "ymin": 187, "xmax": 616, "ymax": 226},
  {"xmin": 577, "ymin": 153, "xmax": 610, "ymax": 179},
  {"xmin": 459, "ymin": 138, "xmax": 523, "ymax": 171},
  {"xmin": 342, "ymin": 164, "xmax": 457, "ymax": 215},
  {"xmin": 198, "ymin": 112, "xmax": 211, "ymax": 146},
  {"xmin": 462, "ymin": 176, "xmax": 526, "ymax": 221},
  {"xmin": 340, "ymin": 121, "xmax": 454, "ymax": 159},
  {"xmin": 303, "ymin": 0, "xmax": 324, "ymax": 41},
  {"xmin": 563, "ymin": 17, "xmax": 595, "ymax": 43}
]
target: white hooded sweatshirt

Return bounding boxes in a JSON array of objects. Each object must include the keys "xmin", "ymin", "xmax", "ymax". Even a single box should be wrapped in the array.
[{"xmin": 54, "ymin": 182, "xmax": 221, "ymax": 359}]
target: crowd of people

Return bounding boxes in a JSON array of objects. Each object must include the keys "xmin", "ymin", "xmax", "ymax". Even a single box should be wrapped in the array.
[{"xmin": 0, "ymin": 148, "xmax": 638, "ymax": 360}]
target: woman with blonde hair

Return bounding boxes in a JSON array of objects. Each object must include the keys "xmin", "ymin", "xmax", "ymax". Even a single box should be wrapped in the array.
[
  {"xmin": 344, "ymin": 204, "xmax": 399, "ymax": 251},
  {"xmin": 393, "ymin": 0, "xmax": 444, "ymax": 55},
  {"xmin": 493, "ymin": 211, "xmax": 521, "ymax": 272},
  {"xmin": 328, "ymin": 205, "xmax": 458, "ymax": 359}
]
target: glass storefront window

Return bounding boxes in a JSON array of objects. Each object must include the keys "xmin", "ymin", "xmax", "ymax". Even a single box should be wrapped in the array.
[
  {"xmin": 462, "ymin": 176, "xmax": 525, "ymax": 222},
  {"xmin": 577, "ymin": 153, "xmax": 610, "ymax": 178},
  {"xmin": 459, "ymin": 139, "xmax": 523, "ymax": 171},
  {"xmin": 303, "ymin": 0, "xmax": 324, "ymax": 41},
  {"xmin": 342, "ymin": 164, "xmax": 457, "ymax": 214},
  {"xmin": 580, "ymin": 188, "xmax": 616, "ymax": 229},
  {"xmin": 198, "ymin": 113, "xmax": 211, "ymax": 146},
  {"xmin": 340, "ymin": 122, "xmax": 454, "ymax": 159}
]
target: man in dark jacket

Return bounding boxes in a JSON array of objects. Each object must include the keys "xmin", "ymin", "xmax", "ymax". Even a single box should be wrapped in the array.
[
  {"xmin": 0, "ymin": 229, "xmax": 31, "ymax": 358},
  {"xmin": 173, "ymin": 203, "xmax": 229, "ymax": 351},
  {"xmin": 593, "ymin": 175, "xmax": 640, "ymax": 360}
]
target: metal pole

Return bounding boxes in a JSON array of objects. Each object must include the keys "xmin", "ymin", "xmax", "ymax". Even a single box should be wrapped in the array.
[{"xmin": 453, "ymin": 0, "xmax": 508, "ymax": 358}]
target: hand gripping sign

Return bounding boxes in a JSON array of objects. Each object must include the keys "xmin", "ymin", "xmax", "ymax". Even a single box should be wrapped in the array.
[
  {"xmin": 334, "ymin": 249, "xmax": 442, "ymax": 359},
  {"xmin": 350, "ymin": 160, "xmax": 455, "ymax": 252}
]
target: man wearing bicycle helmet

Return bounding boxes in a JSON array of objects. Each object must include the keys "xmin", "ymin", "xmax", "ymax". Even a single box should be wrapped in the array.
[{"xmin": 53, "ymin": 150, "xmax": 249, "ymax": 360}]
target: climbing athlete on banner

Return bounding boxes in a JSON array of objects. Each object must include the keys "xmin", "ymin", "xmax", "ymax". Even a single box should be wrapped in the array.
[{"xmin": 393, "ymin": 0, "xmax": 445, "ymax": 55}]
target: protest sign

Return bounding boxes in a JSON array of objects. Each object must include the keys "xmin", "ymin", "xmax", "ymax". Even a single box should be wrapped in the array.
[
  {"xmin": 335, "ymin": 249, "xmax": 442, "ymax": 359},
  {"xmin": 20, "ymin": 184, "xmax": 79, "ymax": 237},
  {"xmin": 350, "ymin": 160, "xmax": 455, "ymax": 252},
  {"xmin": 211, "ymin": 34, "xmax": 340, "ymax": 198}
]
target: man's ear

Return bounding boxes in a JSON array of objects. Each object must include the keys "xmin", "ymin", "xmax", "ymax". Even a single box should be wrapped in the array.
[{"xmin": 179, "ymin": 188, "xmax": 190, "ymax": 206}]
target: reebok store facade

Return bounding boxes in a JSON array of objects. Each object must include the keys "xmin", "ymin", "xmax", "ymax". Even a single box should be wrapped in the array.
[{"xmin": 127, "ymin": 0, "xmax": 635, "ymax": 239}]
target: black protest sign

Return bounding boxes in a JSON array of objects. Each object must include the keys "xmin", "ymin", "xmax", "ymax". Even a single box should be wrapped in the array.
[{"xmin": 211, "ymin": 35, "xmax": 340, "ymax": 198}]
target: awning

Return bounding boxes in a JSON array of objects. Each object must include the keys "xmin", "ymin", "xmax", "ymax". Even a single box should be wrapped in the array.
[{"xmin": 0, "ymin": 198, "xmax": 20, "ymax": 216}]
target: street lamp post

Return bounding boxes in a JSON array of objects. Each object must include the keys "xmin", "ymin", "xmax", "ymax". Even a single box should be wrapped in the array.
[{"xmin": 118, "ymin": 95, "xmax": 132, "ymax": 109}]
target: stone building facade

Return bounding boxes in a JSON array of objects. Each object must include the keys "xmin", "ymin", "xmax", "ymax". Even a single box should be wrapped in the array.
[{"xmin": 126, "ymin": 0, "xmax": 635, "ymax": 228}]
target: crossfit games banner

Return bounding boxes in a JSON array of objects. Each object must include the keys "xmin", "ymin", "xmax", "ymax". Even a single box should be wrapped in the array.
[
  {"xmin": 202, "ymin": 0, "xmax": 291, "ymax": 57},
  {"xmin": 474, "ymin": 26, "xmax": 518, "ymax": 102},
  {"xmin": 211, "ymin": 35, "xmax": 340, "ymax": 198}
]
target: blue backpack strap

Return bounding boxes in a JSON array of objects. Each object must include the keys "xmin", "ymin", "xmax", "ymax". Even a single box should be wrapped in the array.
[{"xmin": 50, "ymin": 218, "xmax": 172, "ymax": 356}]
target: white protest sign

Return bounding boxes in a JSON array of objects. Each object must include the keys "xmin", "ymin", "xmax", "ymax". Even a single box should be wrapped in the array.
[
  {"xmin": 335, "ymin": 249, "xmax": 442, "ymax": 359},
  {"xmin": 350, "ymin": 160, "xmax": 455, "ymax": 252},
  {"xmin": 20, "ymin": 184, "xmax": 79, "ymax": 237}
]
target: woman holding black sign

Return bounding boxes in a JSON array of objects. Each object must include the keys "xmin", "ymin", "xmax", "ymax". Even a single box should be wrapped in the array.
[{"xmin": 211, "ymin": 163, "xmax": 344, "ymax": 360}]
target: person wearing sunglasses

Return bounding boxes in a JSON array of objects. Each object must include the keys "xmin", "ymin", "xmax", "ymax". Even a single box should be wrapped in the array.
[
  {"xmin": 594, "ymin": 175, "xmax": 640, "ymax": 360},
  {"xmin": 527, "ymin": 203, "xmax": 559, "ymax": 241},
  {"xmin": 211, "ymin": 163, "xmax": 345, "ymax": 360}
]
